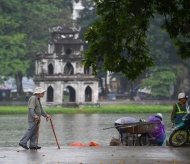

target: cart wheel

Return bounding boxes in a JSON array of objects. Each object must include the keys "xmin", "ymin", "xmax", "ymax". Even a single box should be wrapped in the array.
[{"xmin": 139, "ymin": 133, "xmax": 151, "ymax": 146}]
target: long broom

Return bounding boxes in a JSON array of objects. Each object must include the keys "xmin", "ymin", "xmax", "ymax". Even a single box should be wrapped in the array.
[{"xmin": 50, "ymin": 118, "xmax": 60, "ymax": 149}]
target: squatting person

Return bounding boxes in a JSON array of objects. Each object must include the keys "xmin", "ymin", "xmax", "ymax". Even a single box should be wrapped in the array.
[{"xmin": 148, "ymin": 113, "xmax": 166, "ymax": 146}]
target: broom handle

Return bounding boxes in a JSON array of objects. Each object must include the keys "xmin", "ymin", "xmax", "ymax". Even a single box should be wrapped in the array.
[{"xmin": 50, "ymin": 118, "xmax": 60, "ymax": 149}]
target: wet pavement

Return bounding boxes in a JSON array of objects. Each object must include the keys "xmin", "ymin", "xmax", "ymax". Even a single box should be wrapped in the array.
[{"xmin": 0, "ymin": 146, "xmax": 189, "ymax": 164}]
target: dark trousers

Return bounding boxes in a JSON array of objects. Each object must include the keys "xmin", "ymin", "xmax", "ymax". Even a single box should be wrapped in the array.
[
  {"xmin": 19, "ymin": 121, "xmax": 38, "ymax": 147},
  {"xmin": 115, "ymin": 123, "xmax": 126, "ymax": 144}
]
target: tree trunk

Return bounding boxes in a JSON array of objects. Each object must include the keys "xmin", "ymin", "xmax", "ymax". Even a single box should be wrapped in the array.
[
  {"xmin": 15, "ymin": 72, "xmax": 23, "ymax": 96},
  {"xmin": 99, "ymin": 77, "xmax": 105, "ymax": 96},
  {"xmin": 120, "ymin": 77, "xmax": 127, "ymax": 92},
  {"xmin": 104, "ymin": 72, "xmax": 108, "ymax": 94}
]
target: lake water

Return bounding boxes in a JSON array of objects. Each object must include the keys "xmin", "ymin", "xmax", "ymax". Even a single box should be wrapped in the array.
[{"xmin": 0, "ymin": 113, "xmax": 172, "ymax": 147}]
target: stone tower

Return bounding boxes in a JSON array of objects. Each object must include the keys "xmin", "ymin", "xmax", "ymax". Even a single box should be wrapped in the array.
[{"xmin": 33, "ymin": 25, "xmax": 99, "ymax": 106}]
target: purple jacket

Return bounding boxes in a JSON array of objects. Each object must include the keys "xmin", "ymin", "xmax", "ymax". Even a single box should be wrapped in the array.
[{"xmin": 148, "ymin": 116, "xmax": 166, "ymax": 142}]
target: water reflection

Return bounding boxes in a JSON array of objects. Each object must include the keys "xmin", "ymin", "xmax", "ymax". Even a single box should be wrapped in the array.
[{"xmin": 0, "ymin": 113, "xmax": 172, "ymax": 147}]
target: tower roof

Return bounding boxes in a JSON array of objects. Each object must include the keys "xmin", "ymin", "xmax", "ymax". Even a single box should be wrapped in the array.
[{"xmin": 49, "ymin": 25, "xmax": 80, "ymax": 34}]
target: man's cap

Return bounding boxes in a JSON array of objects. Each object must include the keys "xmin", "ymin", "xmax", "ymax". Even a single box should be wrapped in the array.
[
  {"xmin": 33, "ymin": 87, "xmax": 46, "ymax": 94},
  {"xmin": 178, "ymin": 92, "xmax": 188, "ymax": 99},
  {"xmin": 155, "ymin": 113, "xmax": 163, "ymax": 119}
]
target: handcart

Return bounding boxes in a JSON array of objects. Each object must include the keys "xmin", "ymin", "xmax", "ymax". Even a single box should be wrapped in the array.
[{"xmin": 120, "ymin": 121, "xmax": 159, "ymax": 146}]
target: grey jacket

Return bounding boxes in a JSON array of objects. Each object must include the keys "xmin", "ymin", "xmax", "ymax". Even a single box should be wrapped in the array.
[{"xmin": 27, "ymin": 95, "xmax": 47, "ymax": 121}]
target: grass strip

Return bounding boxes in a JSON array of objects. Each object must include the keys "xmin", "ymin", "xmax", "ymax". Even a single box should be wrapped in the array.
[{"xmin": 0, "ymin": 105, "xmax": 172, "ymax": 115}]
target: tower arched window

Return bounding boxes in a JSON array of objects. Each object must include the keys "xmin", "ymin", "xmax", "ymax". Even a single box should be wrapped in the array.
[
  {"xmin": 65, "ymin": 86, "xmax": 76, "ymax": 102},
  {"xmin": 48, "ymin": 63, "xmax": 54, "ymax": 75},
  {"xmin": 85, "ymin": 86, "xmax": 92, "ymax": 102},
  {"xmin": 47, "ymin": 86, "xmax": 54, "ymax": 102},
  {"xmin": 64, "ymin": 62, "xmax": 74, "ymax": 75}
]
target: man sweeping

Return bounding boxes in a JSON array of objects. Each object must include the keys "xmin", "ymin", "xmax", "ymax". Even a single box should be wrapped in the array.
[{"xmin": 19, "ymin": 87, "xmax": 51, "ymax": 150}]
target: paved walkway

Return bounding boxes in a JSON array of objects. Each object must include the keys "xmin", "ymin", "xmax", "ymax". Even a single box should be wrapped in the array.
[{"xmin": 0, "ymin": 146, "xmax": 190, "ymax": 164}]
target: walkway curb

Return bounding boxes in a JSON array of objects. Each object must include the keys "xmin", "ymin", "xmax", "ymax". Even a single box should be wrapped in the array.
[{"xmin": 0, "ymin": 146, "xmax": 189, "ymax": 164}]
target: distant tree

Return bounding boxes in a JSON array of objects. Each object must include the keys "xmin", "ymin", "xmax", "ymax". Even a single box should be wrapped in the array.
[
  {"xmin": 0, "ymin": 34, "xmax": 28, "ymax": 94},
  {"xmin": 142, "ymin": 15, "xmax": 190, "ymax": 98},
  {"xmin": 83, "ymin": 0, "xmax": 190, "ymax": 80},
  {"xmin": 141, "ymin": 66, "xmax": 176, "ymax": 98},
  {"xmin": 77, "ymin": 0, "xmax": 96, "ymax": 44},
  {"xmin": 0, "ymin": 0, "xmax": 73, "ymax": 95}
]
